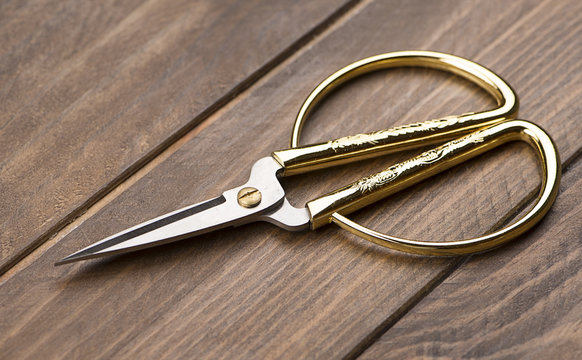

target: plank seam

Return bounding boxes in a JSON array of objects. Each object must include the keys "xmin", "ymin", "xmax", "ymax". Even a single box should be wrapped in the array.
[
  {"xmin": 562, "ymin": 146, "xmax": 582, "ymax": 174},
  {"xmin": 350, "ymin": 145, "xmax": 582, "ymax": 359},
  {"xmin": 0, "ymin": 0, "xmax": 365, "ymax": 277},
  {"xmin": 344, "ymin": 255, "xmax": 470, "ymax": 360}
]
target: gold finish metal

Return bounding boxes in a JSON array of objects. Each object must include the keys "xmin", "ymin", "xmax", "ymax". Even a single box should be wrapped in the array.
[
  {"xmin": 273, "ymin": 51, "xmax": 518, "ymax": 176},
  {"xmin": 329, "ymin": 120, "xmax": 560, "ymax": 255},
  {"xmin": 237, "ymin": 187, "xmax": 262, "ymax": 208},
  {"xmin": 274, "ymin": 50, "xmax": 561, "ymax": 256}
]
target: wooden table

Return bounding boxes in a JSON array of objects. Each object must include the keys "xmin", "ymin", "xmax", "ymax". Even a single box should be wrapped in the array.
[{"xmin": 2, "ymin": 0, "xmax": 581, "ymax": 358}]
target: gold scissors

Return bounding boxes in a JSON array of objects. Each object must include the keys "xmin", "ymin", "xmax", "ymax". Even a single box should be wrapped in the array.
[{"xmin": 57, "ymin": 51, "xmax": 561, "ymax": 265}]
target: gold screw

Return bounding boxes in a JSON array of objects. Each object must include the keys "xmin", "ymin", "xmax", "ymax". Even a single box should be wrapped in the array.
[{"xmin": 237, "ymin": 187, "xmax": 262, "ymax": 208}]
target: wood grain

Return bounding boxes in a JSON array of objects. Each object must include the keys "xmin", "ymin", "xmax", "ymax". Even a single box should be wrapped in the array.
[
  {"xmin": 359, "ymin": 156, "xmax": 582, "ymax": 359},
  {"xmin": 0, "ymin": 0, "xmax": 353, "ymax": 273},
  {"xmin": 1, "ymin": 0, "xmax": 582, "ymax": 358}
]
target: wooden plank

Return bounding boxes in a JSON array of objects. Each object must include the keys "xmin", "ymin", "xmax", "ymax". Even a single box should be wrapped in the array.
[
  {"xmin": 2, "ymin": 0, "xmax": 582, "ymax": 358},
  {"xmin": 359, "ymin": 156, "xmax": 582, "ymax": 359},
  {"xmin": 0, "ymin": 0, "xmax": 354, "ymax": 273}
]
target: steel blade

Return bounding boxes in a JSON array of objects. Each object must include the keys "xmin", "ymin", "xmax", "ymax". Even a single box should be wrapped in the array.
[{"xmin": 56, "ymin": 157, "xmax": 292, "ymax": 265}]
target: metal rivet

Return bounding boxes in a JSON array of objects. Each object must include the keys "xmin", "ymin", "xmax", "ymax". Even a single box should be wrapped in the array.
[{"xmin": 237, "ymin": 187, "xmax": 262, "ymax": 208}]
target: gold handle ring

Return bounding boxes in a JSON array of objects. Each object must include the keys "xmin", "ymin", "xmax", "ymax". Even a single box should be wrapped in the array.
[
  {"xmin": 330, "ymin": 120, "xmax": 560, "ymax": 255},
  {"xmin": 290, "ymin": 50, "xmax": 518, "ymax": 147},
  {"xmin": 291, "ymin": 51, "xmax": 560, "ymax": 255}
]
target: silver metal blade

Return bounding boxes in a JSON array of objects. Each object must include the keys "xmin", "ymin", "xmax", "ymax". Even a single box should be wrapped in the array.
[
  {"xmin": 260, "ymin": 198, "xmax": 310, "ymax": 231},
  {"xmin": 56, "ymin": 157, "xmax": 306, "ymax": 265},
  {"xmin": 57, "ymin": 195, "xmax": 234, "ymax": 264}
]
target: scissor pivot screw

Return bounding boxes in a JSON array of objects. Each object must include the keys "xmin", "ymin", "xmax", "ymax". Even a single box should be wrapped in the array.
[{"xmin": 237, "ymin": 187, "xmax": 262, "ymax": 208}]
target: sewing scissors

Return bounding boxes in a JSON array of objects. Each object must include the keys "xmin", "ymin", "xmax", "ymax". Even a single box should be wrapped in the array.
[{"xmin": 57, "ymin": 51, "xmax": 561, "ymax": 265}]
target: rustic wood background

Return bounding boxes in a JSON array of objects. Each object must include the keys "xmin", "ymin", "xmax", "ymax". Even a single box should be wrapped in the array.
[{"xmin": 1, "ymin": 0, "xmax": 581, "ymax": 358}]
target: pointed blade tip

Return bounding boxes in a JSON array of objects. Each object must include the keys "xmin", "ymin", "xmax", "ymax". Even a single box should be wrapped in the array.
[
  {"xmin": 54, "ymin": 252, "xmax": 90, "ymax": 266},
  {"xmin": 54, "ymin": 256, "xmax": 76, "ymax": 266}
]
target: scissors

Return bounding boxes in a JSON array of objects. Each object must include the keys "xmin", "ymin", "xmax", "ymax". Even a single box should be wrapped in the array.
[{"xmin": 57, "ymin": 51, "xmax": 561, "ymax": 265}]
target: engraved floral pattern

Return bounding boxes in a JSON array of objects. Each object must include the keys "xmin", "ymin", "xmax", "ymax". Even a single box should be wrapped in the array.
[
  {"xmin": 354, "ymin": 129, "xmax": 486, "ymax": 193},
  {"xmin": 328, "ymin": 112, "xmax": 474, "ymax": 152}
]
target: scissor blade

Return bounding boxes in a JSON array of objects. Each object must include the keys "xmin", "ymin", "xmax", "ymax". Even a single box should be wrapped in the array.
[
  {"xmin": 56, "ymin": 156, "xmax": 290, "ymax": 265},
  {"xmin": 56, "ymin": 195, "xmax": 238, "ymax": 264}
]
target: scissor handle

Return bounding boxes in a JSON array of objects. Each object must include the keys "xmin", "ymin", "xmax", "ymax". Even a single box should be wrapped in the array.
[
  {"xmin": 307, "ymin": 120, "xmax": 561, "ymax": 255},
  {"xmin": 273, "ymin": 51, "xmax": 518, "ymax": 176}
]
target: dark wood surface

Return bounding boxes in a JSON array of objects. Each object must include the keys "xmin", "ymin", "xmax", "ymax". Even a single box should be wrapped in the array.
[
  {"xmin": 0, "ymin": 0, "xmax": 353, "ymax": 273},
  {"xmin": 1, "ymin": 0, "xmax": 581, "ymax": 358},
  {"xmin": 360, "ymin": 158, "xmax": 582, "ymax": 360}
]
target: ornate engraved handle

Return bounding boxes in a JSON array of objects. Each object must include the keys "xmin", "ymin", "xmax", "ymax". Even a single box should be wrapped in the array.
[
  {"xmin": 305, "ymin": 120, "xmax": 560, "ymax": 232},
  {"xmin": 272, "ymin": 51, "xmax": 519, "ymax": 176},
  {"xmin": 272, "ymin": 51, "xmax": 560, "ymax": 255},
  {"xmin": 273, "ymin": 112, "xmax": 481, "ymax": 175}
]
